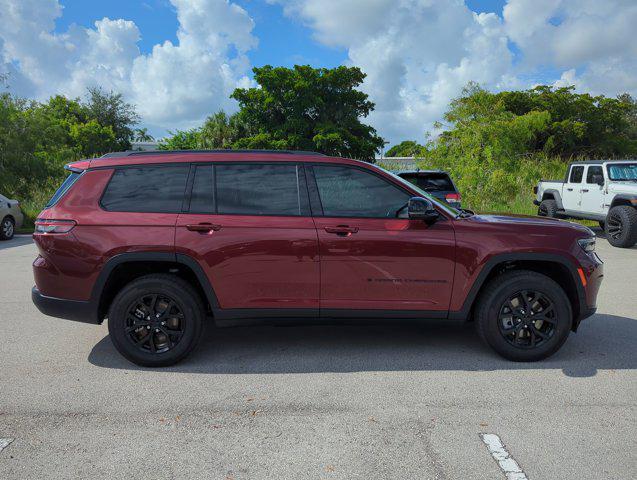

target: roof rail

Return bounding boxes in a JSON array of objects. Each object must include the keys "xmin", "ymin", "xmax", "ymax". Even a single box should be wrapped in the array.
[{"xmin": 100, "ymin": 149, "xmax": 326, "ymax": 158}]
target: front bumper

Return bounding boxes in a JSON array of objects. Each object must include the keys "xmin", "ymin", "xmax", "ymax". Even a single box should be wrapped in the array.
[{"xmin": 32, "ymin": 287, "xmax": 99, "ymax": 324}]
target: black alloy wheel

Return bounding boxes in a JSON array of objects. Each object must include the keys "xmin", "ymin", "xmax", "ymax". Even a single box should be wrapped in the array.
[
  {"xmin": 497, "ymin": 290, "xmax": 556, "ymax": 349},
  {"xmin": 125, "ymin": 293, "xmax": 185, "ymax": 354}
]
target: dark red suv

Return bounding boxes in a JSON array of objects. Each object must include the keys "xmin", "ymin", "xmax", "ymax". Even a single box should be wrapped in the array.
[{"xmin": 32, "ymin": 150, "xmax": 603, "ymax": 366}]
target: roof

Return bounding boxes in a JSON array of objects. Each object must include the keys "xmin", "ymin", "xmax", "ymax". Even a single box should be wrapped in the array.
[
  {"xmin": 79, "ymin": 149, "xmax": 371, "ymax": 170},
  {"xmin": 397, "ymin": 169, "xmax": 448, "ymax": 175},
  {"xmin": 101, "ymin": 149, "xmax": 325, "ymax": 158},
  {"xmin": 570, "ymin": 159, "xmax": 637, "ymax": 165}
]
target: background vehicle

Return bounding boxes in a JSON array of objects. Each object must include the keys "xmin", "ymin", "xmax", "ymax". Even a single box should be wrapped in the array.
[
  {"xmin": 397, "ymin": 170, "xmax": 462, "ymax": 208},
  {"xmin": 534, "ymin": 160, "xmax": 637, "ymax": 248},
  {"xmin": 32, "ymin": 150, "xmax": 602, "ymax": 367},
  {"xmin": 0, "ymin": 193, "xmax": 24, "ymax": 240}
]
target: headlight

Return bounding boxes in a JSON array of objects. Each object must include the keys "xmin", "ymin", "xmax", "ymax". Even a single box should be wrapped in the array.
[{"xmin": 577, "ymin": 237, "xmax": 596, "ymax": 253}]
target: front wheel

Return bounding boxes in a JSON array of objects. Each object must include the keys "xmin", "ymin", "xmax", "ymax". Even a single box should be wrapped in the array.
[
  {"xmin": 475, "ymin": 270, "xmax": 572, "ymax": 361},
  {"xmin": 605, "ymin": 205, "xmax": 637, "ymax": 248},
  {"xmin": 108, "ymin": 274, "xmax": 205, "ymax": 367}
]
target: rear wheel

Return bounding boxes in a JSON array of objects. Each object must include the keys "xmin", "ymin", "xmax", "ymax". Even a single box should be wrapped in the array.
[
  {"xmin": 538, "ymin": 199, "xmax": 558, "ymax": 218},
  {"xmin": 475, "ymin": 270, "xmax": 572, "ymax": 361},
  {"xmin": 0, "ymin": 216, "xmax": 15, "ymax": 240},
  {"xmin": 605, "ymin": 205, "xmax": 637, "ymax": 248},
  {"xmin": 108, "ymin": 274, "xmax": 204, "ymax": 367}
]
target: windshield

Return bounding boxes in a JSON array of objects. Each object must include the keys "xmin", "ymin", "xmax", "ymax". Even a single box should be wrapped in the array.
[
  {"xmin": 607, "ymin": 163, "xmax": 637, "ymax": 181},
  {"xmin": 374, "ymin": 165, "xmax": 461, "ymax": 217}
]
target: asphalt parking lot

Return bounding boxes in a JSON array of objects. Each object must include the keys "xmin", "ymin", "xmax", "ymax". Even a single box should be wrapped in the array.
[{"xmin": 0, "ymin": 232, "xmax": 635, "ymax": 479}]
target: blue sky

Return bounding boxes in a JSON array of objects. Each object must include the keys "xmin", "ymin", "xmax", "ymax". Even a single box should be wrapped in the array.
[{"xmin": 2, "ymin": 0, "xmax": 634, "ymax": 145}]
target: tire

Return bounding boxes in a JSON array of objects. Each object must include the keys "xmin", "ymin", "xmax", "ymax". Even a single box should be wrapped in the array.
[
  {"xmin": 605, "ymin": 205, "xmax": 637, "ymax": 248},
  {"xmin": 475, "ymin": 270, "xmax": 572, "ymax": 362},
  {"xmin": 0, "ymin": 216, "xmax": 15, "ymax": 240},
  {"xmin": 538, "ymin": 199, "xmax": 558, "ymax": 218},
  {"xmin": 108, "ymin": 274, "xmax": 205, "ymax": 367}
]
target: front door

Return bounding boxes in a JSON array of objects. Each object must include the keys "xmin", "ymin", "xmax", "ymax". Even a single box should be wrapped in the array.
[
  {"xmin": 580, "ymin": 165, "xmax": 606, "ymax": 216},
  {"xmin": 175, "ymin": 162, "xmax": 319, "ymax": 311},
  {"xmin": 308, "ymin": 164, "xmax": 456, "ymax": 313}
]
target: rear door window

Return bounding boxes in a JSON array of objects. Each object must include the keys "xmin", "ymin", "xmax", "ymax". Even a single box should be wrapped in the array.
[
  {"xmin": 569, "ymin": 166, "xmax": 584, "ymax": 183},
  {"xmin": 401, "ymin": 173, "xmax": 454, "ymax": 192},
  {"xmin": 189, "ymin": 165, "xmax": 215, "ymax": 214},
  {"xmin": 101, "ymin": 165, "xmax": 189, "ymax": 212},
  {"xmin": 215, "ymin": 163, "xmax": 307, "ymax": 216}
]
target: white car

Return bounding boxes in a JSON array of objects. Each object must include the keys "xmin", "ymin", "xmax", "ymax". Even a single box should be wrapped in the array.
[
  {"xmin": 534, "ymin": 160, "xmax": 637, "ymax": 248},
  {"xmin": 0, "ymin": 193, "xmax": 24, "ymax": 240}
]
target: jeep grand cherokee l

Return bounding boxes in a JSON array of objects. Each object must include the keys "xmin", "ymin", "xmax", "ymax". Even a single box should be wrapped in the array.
[{"xmin": 32, "ymin": 150, "xmax": 603, "ymax": 367}]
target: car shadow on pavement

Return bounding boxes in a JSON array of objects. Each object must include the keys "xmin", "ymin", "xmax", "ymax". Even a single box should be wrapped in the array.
[
  {"xmin": 88, "ymin": 313, "xmax": 636, "ymax": 378},
  {"xmin": 0, "ymin": 235, "xmax": 33, "ymax": 250}
]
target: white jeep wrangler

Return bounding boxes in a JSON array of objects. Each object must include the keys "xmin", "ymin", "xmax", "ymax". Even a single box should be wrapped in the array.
[{"xmin": 534, "ymin": 160, "xmax": 637, "ymax": 248}]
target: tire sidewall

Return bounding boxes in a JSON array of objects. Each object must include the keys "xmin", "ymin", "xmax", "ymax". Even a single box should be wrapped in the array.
[
  {"xmin": 605, "ymin": 206, "xmax": 637, "ymax": 248},
  {"xmin": 108, "ymin": 279, "xmax": 203, "ymax": 367},
  {"xmin": 479, "ymin": 275, "xmax": 571, "ymax": 361},
  {"xmin": 0, "ymin": 217, "xmax": 14, "ymax": 240}
]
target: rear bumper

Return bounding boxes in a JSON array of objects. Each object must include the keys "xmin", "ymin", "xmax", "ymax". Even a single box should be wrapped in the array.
[{"xmin": 31, "ymin": 287, "xmax": 100, "ymax": 324}]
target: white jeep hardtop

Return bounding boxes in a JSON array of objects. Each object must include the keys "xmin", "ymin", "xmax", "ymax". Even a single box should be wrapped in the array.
[{"xmin": 534, "ymin": 159, "xmax": 637, "ymax": 248}]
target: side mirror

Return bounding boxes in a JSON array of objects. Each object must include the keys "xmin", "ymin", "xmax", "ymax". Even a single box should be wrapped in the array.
[
  {"xmin": 408, "ymin": 197, "xmax": 439, "ymax": 224},
  {"xmin": 592, "ymin": 174, "xmax": 604, "ymax": 186}
]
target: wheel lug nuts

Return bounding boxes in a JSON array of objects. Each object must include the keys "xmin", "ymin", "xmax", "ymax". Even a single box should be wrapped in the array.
[
  {"xmin": 155, "ymin": 328, "xmax": 160, "ymax": 333},
  {"xmin": 161, "ymin": 321, "xmax": 165, "ymax": 326},
  {"xmin": 146, "ymin": 325, "xmax": 150, "ymax": 329}
]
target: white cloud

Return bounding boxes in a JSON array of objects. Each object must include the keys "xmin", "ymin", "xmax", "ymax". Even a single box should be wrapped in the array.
[
  {"xmin": 1, "ymin": 0, "xmax": 635, "ymax": 145},
  {"xmin": 272, "ymin": 0, "xmax": 636, "ymax": 145},
  {"xmin": 0, "ymin": 0, "xmax": 257, "ymax": 131}
]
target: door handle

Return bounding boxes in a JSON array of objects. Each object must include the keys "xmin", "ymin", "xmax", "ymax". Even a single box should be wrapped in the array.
[
  {"xmin": 324, "ymin": 225, "xmax": 359, "ymax": 236},
  {"xmin": 186, "ymin": 223, "xmax": 222, "ymax": 233},
  {"xmin": 566, "ymin": 188, "xmax": 573, "ymax": 191},
  {"xmin": 581, "ymin": 189, "xmax": 589, "ymax": 193}
]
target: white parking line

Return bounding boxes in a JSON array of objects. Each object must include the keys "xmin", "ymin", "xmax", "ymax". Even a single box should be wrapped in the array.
[
  {"xmin": 0, "ymin": 438, "xmax": 14, "ymax": 454},
  {"xmin": 480, "ymin": 433, "xmax": 529, "ymax": 480}
]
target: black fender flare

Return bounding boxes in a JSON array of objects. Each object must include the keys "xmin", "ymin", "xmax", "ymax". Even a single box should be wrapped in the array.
[
  {"xmin": 91, "ymin": 251, "xmax": 221, "ymax": 320},
  {"xmin": 609, "ymin": 194, "xmax": 637, "ymax": 210},
  {"xmin": 448, "ymin": 252, "xmax": 587, "ymax": 326},
  {"xmin": 541, "ymin": 189, "xmax": 564, "ymax": 209}
]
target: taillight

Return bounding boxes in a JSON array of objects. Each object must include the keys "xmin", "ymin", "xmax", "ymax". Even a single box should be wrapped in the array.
[
  {"xmin": 445, "ymin": 193, "xmax": 461, "ymax": 202},
  {"xmin": 35, "ymin": 219, "xmax": 76, "ymax": 234}
]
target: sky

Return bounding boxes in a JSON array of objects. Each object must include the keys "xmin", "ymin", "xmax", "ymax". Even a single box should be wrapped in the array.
[{"xmin": 0, "ymin": 0, "xmax": 635, "ymax": 146}]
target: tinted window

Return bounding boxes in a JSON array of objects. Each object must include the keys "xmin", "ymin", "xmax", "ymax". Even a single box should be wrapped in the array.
[
  {"xmin": 216, "ymin": 164, "xmax": 303, "ymax": 216},
  {"xmin": 45, "ymin": 172, "xmax": 81, "ymax": 208},
  {"xmin": 401, "ymin": 173, "xmax": 454, "ymax": 192},
  {"xmin": 586, "ymin": 166, "xmax": 603, "ymax": 184},
  {"xmin": 569, "ymin": 166, "xmax": 584, "ymax": 183},
  {"xmin": 189, "ymin": 165, "xmax": 215, "ymax": 213},
  {"xmin": 101, "ymin": 166, "xmax": 188, "ymax": 212},
  {"xmin": 313, "ymin": 165, "xmax": 410, "ymax": 218}
]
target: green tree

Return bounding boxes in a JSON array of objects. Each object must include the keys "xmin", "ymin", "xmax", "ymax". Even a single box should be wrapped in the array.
[
  {"xmin": 134, "ymin": 127, "xmax": 155, "ymax": 142},
  {"xmin": 385, "ymin": 140, "xmax": 424, "ymax": 157},
  {"xmin": 231, "ymin": 65, "xmax": 384, "ymax": 159},
  {"xmin": 158, "ymin": 129, "xmax": 200, "ymax": 150},
  {"xmin": 84, "ymin": 87, "xmax": 140, "ymax": 150},
  {"xmin": 199, "ymin": 110, "xmax": 247, "ymax": 149}
]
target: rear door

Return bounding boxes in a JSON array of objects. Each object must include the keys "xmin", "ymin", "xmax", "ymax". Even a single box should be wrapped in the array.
[
  {"xmin": 563, "ymin": 165, "xmax": 584, "ymax": 212},
  {"xmin": 175, "ymin": 162, "xmax": 320, "ymax": 312},
  {"xmin": 308, "ymin": 164, "xmax": 455, "ymax": 314}
]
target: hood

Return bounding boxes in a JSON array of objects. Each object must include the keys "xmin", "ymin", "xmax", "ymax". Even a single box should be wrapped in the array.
[
  {"xmin": 608, "ymin": 182, "xmax": 637, "ymax": 193},
  {"xmin": 468, "ymin": 213, "xmax": 594, "ymax": 235}
]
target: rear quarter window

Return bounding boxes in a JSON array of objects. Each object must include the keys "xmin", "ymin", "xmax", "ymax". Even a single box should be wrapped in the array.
[
  {"xmin": 101, "ymin": 165, "xmax": 189, "ymax": 213},
  {"xmin": 45, "ymin": 172, "xmax": 82, "ymax": 208},
  {"xmin": 401, "ymin": 173, "xmax": 454, "ymax": 192}
]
